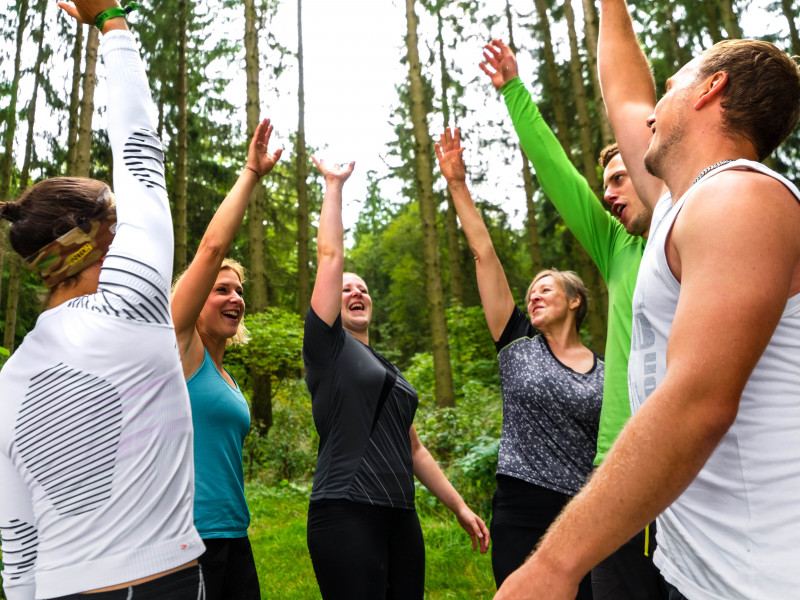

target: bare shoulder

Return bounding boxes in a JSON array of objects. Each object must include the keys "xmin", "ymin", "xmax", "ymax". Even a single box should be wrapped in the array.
[
  {"xmin": 680, "ymin": 169, "xmax": 800, "ymax": 237},
  {"xmin": 673, "ymin": 168, "xmax": 800, "ymax": 292}
]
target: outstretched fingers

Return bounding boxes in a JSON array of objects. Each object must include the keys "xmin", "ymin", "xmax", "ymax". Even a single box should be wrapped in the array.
[{"xmin": 248, "ymin": 118, "xmax": 282, "ymax": 177}]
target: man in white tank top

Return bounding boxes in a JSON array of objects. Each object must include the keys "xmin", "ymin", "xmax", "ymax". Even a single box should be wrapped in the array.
[{"xmin": 493, "ymin": 2, "xmax": 800, "ymax": 600}]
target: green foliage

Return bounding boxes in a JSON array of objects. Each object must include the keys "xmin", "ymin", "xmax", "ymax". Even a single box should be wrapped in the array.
[
  {"xmin": 226, "ymin": 307, "xmax": 305, "ymax": 383},
  {"xmin": 243, "ymin": 379, "xmax": 318, "ymax": 483}
]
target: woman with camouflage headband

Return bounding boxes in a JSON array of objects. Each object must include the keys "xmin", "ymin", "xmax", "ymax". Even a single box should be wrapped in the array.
[
  {"xmin": 0, "ymin": 1, "xmax": 205, "ymax": 598},
  {"xmin": 170, "ymin": 119, "xmax": 282, "ymax": 599}
]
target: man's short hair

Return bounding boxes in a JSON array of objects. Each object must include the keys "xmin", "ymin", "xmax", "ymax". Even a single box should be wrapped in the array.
[
  {"xmin": 696, "ymin": 40, "xmax": 800, "ymax": 160},
  {"xmin": 598, "ymin": 143, "xmax": 620, "ymax": 169}
]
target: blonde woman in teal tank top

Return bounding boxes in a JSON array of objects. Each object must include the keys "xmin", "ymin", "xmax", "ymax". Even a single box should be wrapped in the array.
[{"xmin": 171, "ymin": 120, "xmax": 283, "ymax": 599}]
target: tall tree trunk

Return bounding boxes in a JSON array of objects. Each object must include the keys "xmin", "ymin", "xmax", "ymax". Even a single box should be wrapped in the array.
[
  {"xmin": 563, "ymin": 0, "xmax": 601, "ymax": 196},
  {"xmin": 781, "ymin": 0, "xmax": 800, "ymax": 56},
  {"xmin": 405, "ymin": 0, "xmax": 455, "ymax": 407},
  {"xmin": 3, "ymin": 256, "xmax": 21, "ymax": 352},
  {"xmin": 0, "ymin": 0, "xmax": 30, "ymax": 310},
  {"xmin": 718, "ymin": 0, "xmax": 743, "ymax": 38},
  {"xmin": 244, "ymin": 0, "xmax": 268, "ymax": 314},
  {"xmin": 437, "ymin": 10, "xmax": 464, "ymax": 305},
  {"xmin": 663, "ymin": 0, "xmax": 686, "ymax": 73},
  {"xmin": 244, "ymin": 0, "xmax": 272, "ymax": 433},
  {"xmin": 75, "ymin": 26, "xmax": 99, "ymax": 178},
  {"xmin": 296, "ymin": 0, "xmax": 311, "ymax": 316},
  {"xmin": 66, "ymin": 22, "xmax": 84, "ymax": 175},
  {"xmin": 572, "ymin": 235, "xmax": 607, "ymax": 353},
  {"xmin": 2, "ymin": 0, "xmax": 28, "ymax": 198},
  {"xmin": 5, "ymin": 0, "xmax": 47, "ymax": 354},
  {"xmin": 563, "ymin": 0, "xmax": 607, "ymax": 348},
  {"xmin": 703, "ymin": 0, "xmax": 723, "ymax": 44},
  {"xmin": 505, "ymin": 1, "xmax": 542, "ymax": 274},
  {"xmin": 174, "ymin": 0, "xmax": 189, "ymax": 273},
  {"xmin": 533, "ymin": 0, "xmax": 572, "ymax": 156},
  {"xmin": 579, "ymin": 0, "xmax": 614, "ymax": 145}
]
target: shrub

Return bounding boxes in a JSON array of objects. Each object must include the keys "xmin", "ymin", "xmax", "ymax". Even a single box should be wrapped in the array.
[{"xmin": 244, "ymin": 379, "xmax": 318, "ymax": 485}]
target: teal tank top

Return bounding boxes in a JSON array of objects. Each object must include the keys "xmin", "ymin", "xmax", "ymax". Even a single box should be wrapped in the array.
[{"xmin": 187, "ymin": 348, "xmax": 251, "ymax": 538}]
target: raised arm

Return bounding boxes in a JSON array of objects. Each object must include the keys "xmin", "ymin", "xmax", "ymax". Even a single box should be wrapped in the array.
[
  {"xmin": 171, "ymin": 119, "xmax": 281, "ymax": 370},
  {"xmin": 481, "ymin": 39, "xmax": 622, "ymax": 280},
  {"xmin": 59, "ymin": 0, "xmax": 177, "ymax": 325},
  {"xmin": 597, "ymin": 0, "xmax": 666, "ymax": 208},
  {"xmin": 309, "ymin": 158, "xmax": 355, "ymax": 326},
  {"xmin": 409, "ymin": 426, "xmax": 490, "ymax": 554},
  {"xmin": 435, "ymin": 128, "xmax": 514, "ymax": 340}
]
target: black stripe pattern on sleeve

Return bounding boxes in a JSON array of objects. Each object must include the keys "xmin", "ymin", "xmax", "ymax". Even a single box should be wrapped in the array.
[
  {"xmin": 15, "ymin": 364, "xmax": 122, "ymax": 517},
  {"xmin": 124, "ymin": 127, "xmax": 166, "ymax": 192},
  {"xmin": 69, "ymin": 255, "xmax": 171, "ymax": 325},
  {"xmin": 0, "ymin": 519, "xmax": 38, "ymax": 581}
]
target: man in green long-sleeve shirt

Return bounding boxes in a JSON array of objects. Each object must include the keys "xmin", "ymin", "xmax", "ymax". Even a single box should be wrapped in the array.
[{"xmin": 480, "ymin": 39, "xmax": 666, "ymax": 599}]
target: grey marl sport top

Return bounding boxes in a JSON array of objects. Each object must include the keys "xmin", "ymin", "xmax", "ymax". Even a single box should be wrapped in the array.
[{"xmin": 495, "ymin": 307, "xmax": 603, "ymax": 495}]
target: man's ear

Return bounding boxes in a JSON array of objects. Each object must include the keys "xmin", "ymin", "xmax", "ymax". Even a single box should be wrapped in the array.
[{"xmin": 695, "ymin": 71, "xmax": 728, "ymax": 110}]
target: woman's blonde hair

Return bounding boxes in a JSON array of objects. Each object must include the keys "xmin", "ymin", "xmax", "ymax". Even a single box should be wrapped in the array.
[
  {"xmin": 171, "ymin": 257, "xmax": 250, "ymax": 347},
  {"xmin": 525, "ymin": 268, "xmax": 589, "ymax": 333}
]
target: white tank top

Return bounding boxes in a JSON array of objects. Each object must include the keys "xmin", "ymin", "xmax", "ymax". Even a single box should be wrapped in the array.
[{"xmin": 629, "ymin": 159, "xmax": 800, "ymax": 599}]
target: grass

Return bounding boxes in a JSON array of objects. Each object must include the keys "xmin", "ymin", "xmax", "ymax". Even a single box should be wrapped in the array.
[{"xmin": 247, "ymin": 481, "xmax": 496, "ymax": 599}]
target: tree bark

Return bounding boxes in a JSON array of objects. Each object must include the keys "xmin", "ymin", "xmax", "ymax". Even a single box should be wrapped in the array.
[
  {"xmin": 781, "ymin": 0, "xmax": 800, "ymax": 56},
  {"xmin": 174, "ymin": 0, "xmax": 189, "ymax": 273},
  {"xmin": 563, "ymin": 0, "xmax": 601, "ymax": 196},
  {"xmin": 5, "ymin": 0, "xmax": 47, "ymax": 354},
  {"xmin": 533, "ymin": 0, "xmax": 572, "ymax": 156},
  {"xmin": 579, "ymin": 0, "xmax": 614, "ymax": 145},
  {"xmin": 0, "ymin": 0, "xmax": 30, "ymax": 310},
  {"xmin": 244, "ymin": 0, "xmax": 271, "ymax": 432},
  {"xmin": 245, "ymin": 0, "xmax": 268, "ymax": 314},
  {"xmin": 663, "ymin": 0, "xmax": 686, "ymax": 74},
  {"xmin": 505, "ymin": 0, "xmax": 543, "ymax": 273},
  {"xmin": 563, "ymin": 0, "xmax": 607, "ymax": 347},
  {"xmin": 66, "ymin": 23, "xmax": 84, "ymax": 175},
  {"xmin": 296, "ymin": 0, "xmax": 311, "ymax": 316},
  {"xmin": 405, "ymin": 0, "xmax": 455, "ymax": 407},
  {"xmin": 437, "ymin": 10, "xmax": 464, "ymax": 305},
  {"xmin": 522, "ymin": 154, "xmax": 543, "ymax": 275},
  {"xmin": 1, "ymin": 0, "xmax": 28, "ymax": 199},
  {"xmin": 718, "ymin": 0, "xmax": 743, "ymax": 38},
  {"xmin": 75, "ymin": 26, "xmax": 99, "ymax": 178},
  {"xmin": 703, "ymin": 0, "xmax": 723, "ymax": 44}
]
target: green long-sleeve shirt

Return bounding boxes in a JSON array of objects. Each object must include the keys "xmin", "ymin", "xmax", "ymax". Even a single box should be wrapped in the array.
[{"xmin": 501, "ymin": 77, "xmax": 645, "ymax": 465}]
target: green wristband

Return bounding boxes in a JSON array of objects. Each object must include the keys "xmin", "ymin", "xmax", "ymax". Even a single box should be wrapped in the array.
[{"xmin": 94, "ymin": 2, "xmax": 139, "ymax": 30}]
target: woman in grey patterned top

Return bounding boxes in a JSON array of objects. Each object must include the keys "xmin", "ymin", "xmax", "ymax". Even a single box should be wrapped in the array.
[{"xmin": 436, "ymin": 127, "xmax": 602, "ymax": 597}]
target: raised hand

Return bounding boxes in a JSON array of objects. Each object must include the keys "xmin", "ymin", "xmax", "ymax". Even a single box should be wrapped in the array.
[
  {"xmin": 435, "ymin": 127, "xmax": 467, "ymax": 185},
  {"xmin": 311, "ymin": 156, "xmax": 355, "ymax": 186},
  {"xmin": 57, "ymin": 1, "xmax": 120, "ymax": 26},
  {"xmin": 247, "ymin": 118, "xmax": 283, "ymax": 179},
  {"xmin": 479, "ymin": 39, "xmax": 519, "ymax": 91}
]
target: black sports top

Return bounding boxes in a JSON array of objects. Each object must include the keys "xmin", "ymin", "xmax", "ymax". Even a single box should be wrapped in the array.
[{"xmin": 303, "ymin": 308, "xmax": 418, "ymax": 509}]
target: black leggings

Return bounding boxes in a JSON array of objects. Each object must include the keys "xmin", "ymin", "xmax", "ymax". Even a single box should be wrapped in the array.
[
  {"xmin": 307, "ymin": 499, "xmax": 425, "ymax": 600},
  {"xmin": 51, "ymin": 564, "xmax": 204, "ymax": 599},
  {"xmin": 490, "ymin": 475, "xmax": 593, "ymax": 598},
  {"xmin": 200, "ymin": 537, "xmax": 260, "ymax": 600}
]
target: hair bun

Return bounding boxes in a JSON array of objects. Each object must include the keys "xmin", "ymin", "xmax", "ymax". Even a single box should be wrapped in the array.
[{"xmin": 0, "ymin": 201, "xmax": 22, "ymax": 223}]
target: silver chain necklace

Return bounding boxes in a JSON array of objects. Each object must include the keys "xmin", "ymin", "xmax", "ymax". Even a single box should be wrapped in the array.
[{"xmin": 691, "ymin": 160, "xmax": 735, "ymax": 188}]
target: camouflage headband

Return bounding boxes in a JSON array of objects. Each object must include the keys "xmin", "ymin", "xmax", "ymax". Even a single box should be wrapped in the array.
[{"xmin": 24, "ymin": 198, "xmax": 117, "ymax": 289}]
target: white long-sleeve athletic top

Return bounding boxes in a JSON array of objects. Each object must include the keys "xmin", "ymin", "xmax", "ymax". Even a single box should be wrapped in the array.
[{"xmin": 0, "ymin": 30, "xmax": 204, "ymax": 600}]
